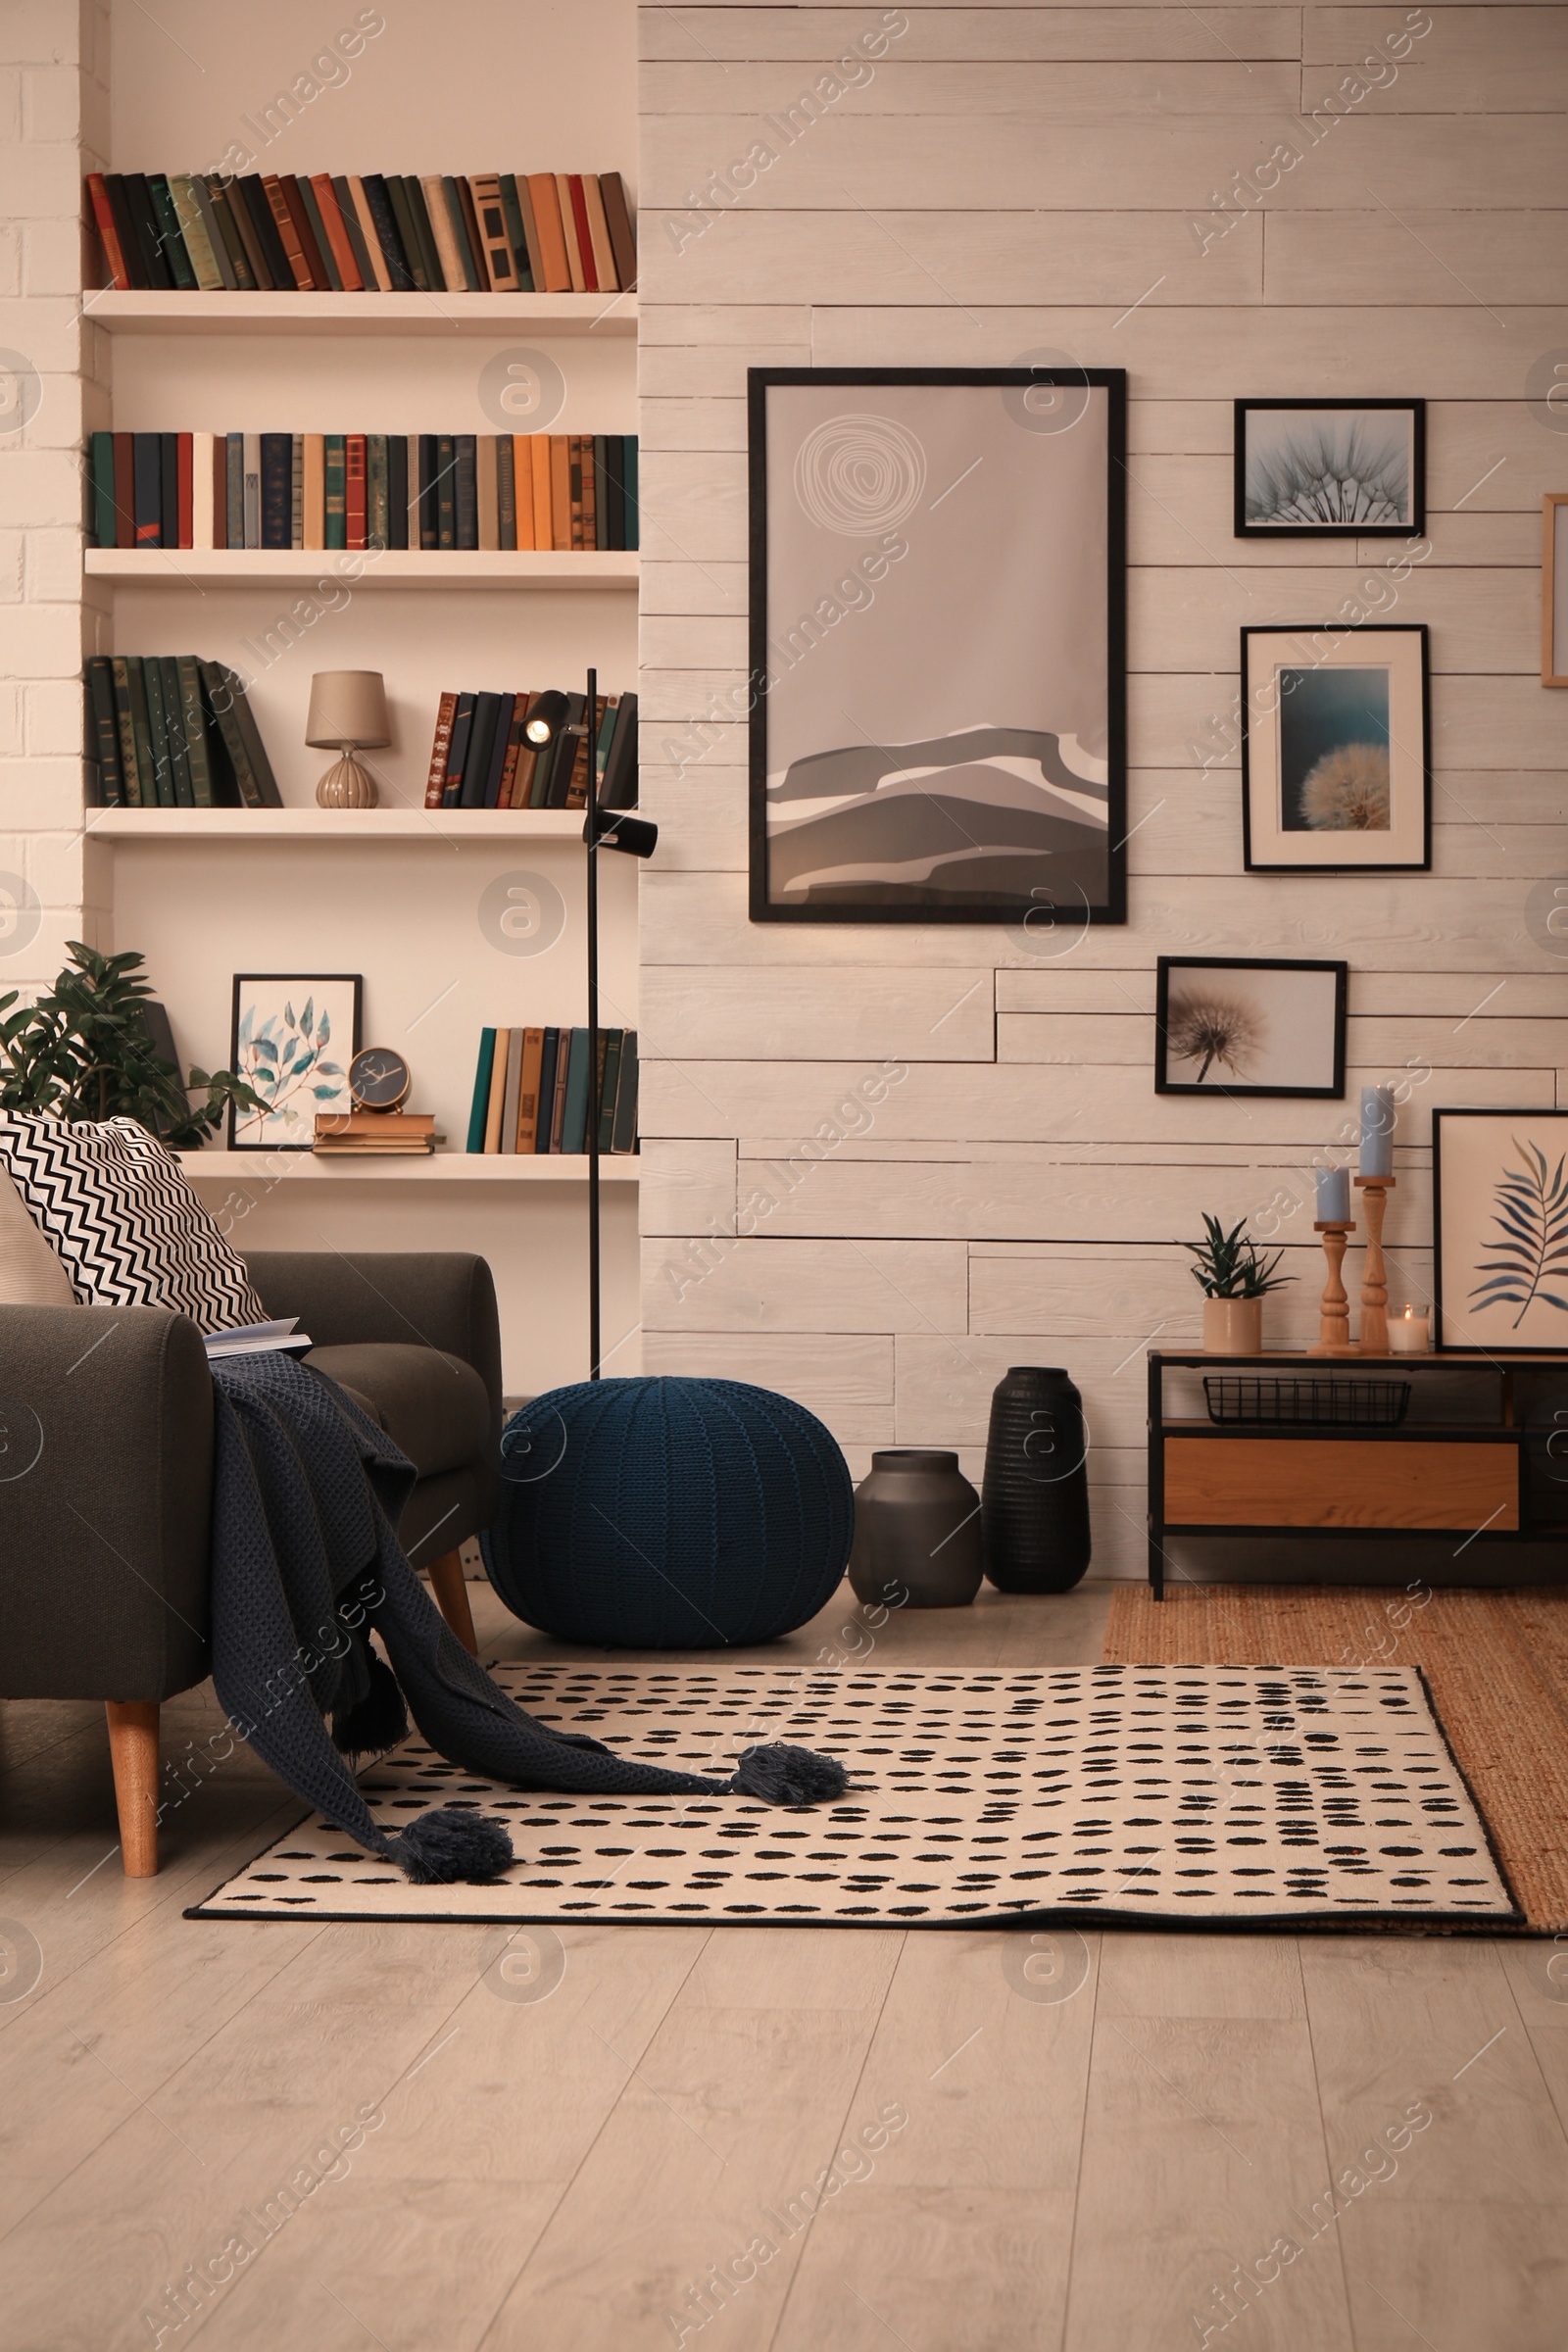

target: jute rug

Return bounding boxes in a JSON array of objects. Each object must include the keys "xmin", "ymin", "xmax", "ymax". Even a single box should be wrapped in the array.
[
  {"xmin": 189, "ymin": 1660, "xmax": 1518, "ymax": 1929},
  {"xmin": 1104, "ymin": 1586, "xmax": 1568, "ymax": 1933}
]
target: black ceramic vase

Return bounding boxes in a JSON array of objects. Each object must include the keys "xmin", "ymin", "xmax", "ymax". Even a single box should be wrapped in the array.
[
  {"xmin": 981, "ymin": 1366, "xmax": 1093, "ymax": 1592},
  {"xmin": 847, "ymin": 1448, "xmax": 984, "ymax": 1609}
]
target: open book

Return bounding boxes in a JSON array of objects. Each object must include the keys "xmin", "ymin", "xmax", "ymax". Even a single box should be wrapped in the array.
[{"xmin": 204, "ymin": 1317, "xmax": 314, "ymax": 1361}]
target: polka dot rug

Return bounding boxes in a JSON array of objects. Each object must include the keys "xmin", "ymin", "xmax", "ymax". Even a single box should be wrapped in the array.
[{"xmin": 187, "ymin": 1660, "xmax": 1519, "ymax": 1929}]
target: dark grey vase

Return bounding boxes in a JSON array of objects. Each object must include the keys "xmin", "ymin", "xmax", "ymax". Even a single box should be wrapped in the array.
[
  {"xmin": 847, "ymin": 1448, "xmax": 984, "ymax": 1609},
  {"xmin": 981, "ymin": 1366, "xmax": 1093, "ymax": 1592}
]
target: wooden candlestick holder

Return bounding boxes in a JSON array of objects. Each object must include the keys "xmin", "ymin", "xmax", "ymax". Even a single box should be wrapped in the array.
[
  {"xmin": 1354, "ymin": 1175, "xmax": 1396, "ymax": 1355},
  {"xmin": 1309, "ymin": 1219, "xmax": 1358, "ymax": 1355}
]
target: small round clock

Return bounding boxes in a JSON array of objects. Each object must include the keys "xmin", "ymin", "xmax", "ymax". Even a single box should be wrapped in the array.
[{"xmin": 348, "ymin": 1046, "xmax": 413, "ymax": 1112}]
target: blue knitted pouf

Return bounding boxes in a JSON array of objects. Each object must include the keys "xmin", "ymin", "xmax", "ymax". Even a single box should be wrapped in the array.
[{"xmin": 481, "ymin": 1376, "xmax": 854, "ymax": 1648}]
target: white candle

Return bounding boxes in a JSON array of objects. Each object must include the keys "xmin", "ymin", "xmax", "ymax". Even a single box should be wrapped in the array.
[{"xmin": 1388, "ymin": 1307, "xmax": 1430, "ymax": 1355}]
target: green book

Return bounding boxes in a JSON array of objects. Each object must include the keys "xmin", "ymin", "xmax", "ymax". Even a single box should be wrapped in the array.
[
  {"xmin": 109, "ymin": 656, "xmax": 142, "ymax": 807},
  {"xmin": 138, "ymin": 654, "xmax": 175, "ymax": 808},
  {"xmin": 402, "ymin": 175, "xmax": 445, "ymax": 292},
  {"xmin": 125, "ymin": 656, "xmax": 161, "ymax": 808},
  {"xmin": 435, "ymin": 434, "xmax": 456, "ymax": 548},
  {"xmin": 89, "ymin": 430, "xmax": 116, "ymax": 548},
  {"xmin": 84, "ymin": 657, "xmax": 122, "ymax": 806},
  {"xmin": 366, "ymin": 433, "xmax": 389, "ymax": 551},
  {"xmin": 324, "ymin": 435, "xmax": 346, "ymax": 549},
  {"xmin": 221, "ymin": 666, "xmax": 282, "ymax": 806},
  {"xmin": 174, "ymin": 654, "xmax": 215, "ymax": 807},
  {"xmin": 169, "ymin": 174, "xmax": 222, "ymax": 289},
  {"xmin": 597, "ymin": 1029, "xmax": 624, "ymax": 1153},
  {"xmin": 611, "ymin": 1032, "xmax": 638, "ymax": 1154},
  {"xmin": 147, "ymin": 173, "xmax": 197, "ymax": 289},
  {"xmin": 199, "ymin": 659, "xmax": 261, "ymax": 808},
  {"xmin": 466, "ymin": 1029, "xmax": 497, "ymax": 1152},
  {"xmin": 202, "ymin": 175, "xmax": 257, "ymax": 289},
  {"xmin": 496, "ymin": 434, "xmax": 516, "ymax": 550},
  {"xmin": 384, "ymin": 175, "xmax": 430, "ymax": 291},
  {"xmin": 561, "ymin": 1027, "xmax": 592, "ymax": 1155},
  {"xmin": 498, "ymin": 174, "xmax": 534, "ymax": 291},
  {"xmin": 622, "ymin": 436, "xmax": 638, "ymax": 551},
  {"xmin": 159, "ymin": 657, "xmax": 194, "ymax": 806}
]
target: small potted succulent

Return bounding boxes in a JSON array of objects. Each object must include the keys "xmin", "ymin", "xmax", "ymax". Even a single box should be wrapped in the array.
[{"xmin": 1184, "ymin": 1214, "xmax": 1294, "ymax": 1354}]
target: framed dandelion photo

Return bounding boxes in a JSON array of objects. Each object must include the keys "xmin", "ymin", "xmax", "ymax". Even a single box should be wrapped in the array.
[
  {"xmin": 1154, "ymin": 956, "xmax": 1347, "ymax": 1099},
  {"xmin": 1434, "ymin": 1108, "xmax": 1568, "ymax": 1353},
  {"xmin": 228, "ymin": 974, "xmax": 362, "ymax": 1150},
  {"xmin": 1241, "ymin": 624, "xmax": 1430, "ymax": 873},
  {"xmin": 1235, "ymin": 399, "xmax": 1424, "ymax": 538}
]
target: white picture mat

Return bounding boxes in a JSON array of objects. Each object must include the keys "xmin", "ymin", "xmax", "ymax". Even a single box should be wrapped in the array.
[
  {"xmin": 1438, "ymin": 1113, "xmax": 1568, "ymax": 1351},
  {"xmin": 1162, "ymin": 963, "xmax": 1340, "ymax": 1089},
  {"xmin": 1246, "ymin": 630, "xmax": 1425, "ymax": 866}
]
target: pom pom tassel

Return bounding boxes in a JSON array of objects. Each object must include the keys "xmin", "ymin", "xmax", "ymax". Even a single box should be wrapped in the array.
[
  {"xmin": 393, "ymin": 1807, "xmax": 514, "ymax": 1884},
  {"xmin": 731, "ymin": 1742, "xmax": 847, "ymax": 1806}
]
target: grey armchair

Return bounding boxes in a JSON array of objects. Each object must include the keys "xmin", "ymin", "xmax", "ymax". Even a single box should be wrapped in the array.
[{"xmin": 0, "ymin": 1251, "xmax": 502, "ymax": 1876}]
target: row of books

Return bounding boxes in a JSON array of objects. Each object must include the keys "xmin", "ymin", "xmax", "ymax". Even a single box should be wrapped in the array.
[
  {"xmin": 86, "ymin": 171, "xmax": 636, "ymax": 298},
  {"xmin": 84, "ymin": 655, "xmax": 281, "ymax": 809},
  {"xmin": 466, "ymin": 1028, "xmax": 639, "ymax": 1156},
  {"xmin": 427, "ymin": 690, "xmax": 638, "ymax": 812},
  {"xmin": 86, "ymin": 432, "xmax": 639, "ymax": 555}
]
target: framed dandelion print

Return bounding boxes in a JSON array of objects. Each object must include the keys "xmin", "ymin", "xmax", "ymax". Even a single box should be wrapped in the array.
[
  {"xmin": 1235, "ymin": 399, "xmax": 1424, "ymax": 538},
  {"xmin": 748, "ymin": 367, "xmax": 1127, "ymax": 924},
  {"xmin": 1241, "ymin": 623, "xmax": 1430, "ymax": 873},
  {"xmin": 1433, "ymin": 1107, "xmax": 1568, "ymax": 1354},
  {"xmin": 228, "ymin": 974, "xmax": 362, "ymax": 1150},
  {"xmin": 1154, "ymin": 956, "xmax": 1347, "ymax": 1098}
]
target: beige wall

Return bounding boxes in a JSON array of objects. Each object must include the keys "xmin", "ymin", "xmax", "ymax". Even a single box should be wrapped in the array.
[{"xmin": 636, "ymin": 1, "xmax": 1568, "ymax": 1575}]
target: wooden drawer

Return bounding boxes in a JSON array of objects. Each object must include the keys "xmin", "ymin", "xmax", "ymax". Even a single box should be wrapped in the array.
[{"xmin": 1162, "ymin": 1436, "xmax": 1520, "ymax": 1532}]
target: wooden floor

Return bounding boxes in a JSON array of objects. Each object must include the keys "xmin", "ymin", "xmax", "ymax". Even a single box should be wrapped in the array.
[{"xmin": 3, "ymin": 1582, "xmax": 1567, "ymax": 2351}]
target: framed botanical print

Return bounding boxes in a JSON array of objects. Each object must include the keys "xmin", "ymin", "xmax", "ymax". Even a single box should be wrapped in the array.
[
  {"xmin": 229, "ymin": 974, "xmax": 362, "ymax": 1149},
  {"xmin": 1235, "ymin": 399, "xmax": 1425, "ymax": 538},
  {"xmin": 1154, "ymin": 956, "xmax": 1347, "ymax": 1098},
  {"xmin": 1544, "ymin": 493, "xmax": 1568, "ymax": 687},
  {"xmin": 1433, "ymin": 1107, "xmax": 1568, "ymax": 1353},
  {"xmin": 748, "ymin": 367, "xmax": 1127, "ymax": 924},
  {"xmin": 1241, "ymin": 623, "xmax": 1430, "ymax": 872}
]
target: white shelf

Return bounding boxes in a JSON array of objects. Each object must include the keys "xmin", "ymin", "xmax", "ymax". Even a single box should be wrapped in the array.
[
  {"xmin": 85, "ymin": 549, "xmax": 637, "ymax": 590},
  {"xmin": 179, "ymin": 1152, "xmax": 638, "ymax": 1182},
  {"xmin": 88, "ymin": 807, "xmax": 588, "ymax": 840},
  {"xmin": 83, "ymin": 290, "xmax": 637, "ymax": 337}
]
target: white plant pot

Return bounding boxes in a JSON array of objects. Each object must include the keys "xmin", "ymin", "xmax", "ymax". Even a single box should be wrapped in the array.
[{"xmin": 1202, "ymin": 1297, "xmax": 1264, "ymax": 1355}]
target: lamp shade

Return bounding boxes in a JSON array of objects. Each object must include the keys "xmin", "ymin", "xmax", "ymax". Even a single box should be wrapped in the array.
[{"xmin": 305, "ymin": 670, "xmax": 390, "ymax": 749}]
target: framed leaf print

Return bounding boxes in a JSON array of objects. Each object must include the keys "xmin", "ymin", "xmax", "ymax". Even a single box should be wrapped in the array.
[
  {"xmin": 228, "ymin": 974, "xmax": 363, "ymax": 1149},
  {"xmin": 1433, "ymin": 1107, "xmax": 1568, "ymax": 1353}
]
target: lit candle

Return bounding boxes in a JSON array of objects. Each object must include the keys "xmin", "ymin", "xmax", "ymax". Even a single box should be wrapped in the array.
[
  {"xmin": 1359, "ymin": 1086, "xmax": 1396, "ymax": 1179},
  {"xmin": 1315, "ymin": 1165, "xmax": 1351, "ymax": 1223},
  {"xmin": 1388, "ymin": 1305, "xmax": 1430, "ymax": 1355}
]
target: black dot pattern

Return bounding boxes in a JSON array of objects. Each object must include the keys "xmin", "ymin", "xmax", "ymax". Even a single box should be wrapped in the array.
[{"xmin": 192, "ymin": 1664, "xmax": 1516, "ymax": 1926}]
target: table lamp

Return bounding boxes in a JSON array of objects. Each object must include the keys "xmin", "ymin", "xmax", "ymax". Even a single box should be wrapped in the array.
[{"xmin": 306, "ymin": 670, "xmax": 391, "ymax": 808}]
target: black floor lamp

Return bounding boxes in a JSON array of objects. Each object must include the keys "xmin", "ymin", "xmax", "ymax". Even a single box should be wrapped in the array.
[{"xmin": 570, "ymin": 664, "xmax": 656, "ymax": 1380}]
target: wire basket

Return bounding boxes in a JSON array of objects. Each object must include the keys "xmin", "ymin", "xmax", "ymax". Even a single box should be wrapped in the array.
[{"xmin": 1201, "ymin": 1376, "xmax": 1412, "ymax": 1429}]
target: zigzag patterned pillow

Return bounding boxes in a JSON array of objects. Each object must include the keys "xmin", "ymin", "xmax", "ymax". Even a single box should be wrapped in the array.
[{"xmin": 0, "ymin": 1115, "xmax": 265, "ymax": 1334}]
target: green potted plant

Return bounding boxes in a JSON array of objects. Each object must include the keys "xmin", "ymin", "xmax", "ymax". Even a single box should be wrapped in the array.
[
  {"xmin": 1183, "ymin": 1213, "xmax": 1294, "ymax": 1354},
  {"xmin": 0, "ymin": 941, "xmax": 260, "ymax": 1147}
]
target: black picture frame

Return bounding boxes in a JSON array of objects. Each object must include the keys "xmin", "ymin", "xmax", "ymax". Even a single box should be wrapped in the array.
[
  {"xmin": 1234, "ymin": 398, "xmax": 1426, "ymax": 539},
  {"xmin": 1433, "ymin": 1106, "xmax": 1568, "ymax": 1356},
  {"xmin": 228, "ymin": 972, "xmax": 364, "ymax": 1150},
  {"xmin": 1154, "ymin": 956, "xmax": 1348, "ymax": 1098},
  {"xmin": 748, "ymin": 366, "xmax": 1128, "ymax": 926},
  {"xmin": 1240, "ymin": 622, "xmax": 1431, "ymax": 874}
]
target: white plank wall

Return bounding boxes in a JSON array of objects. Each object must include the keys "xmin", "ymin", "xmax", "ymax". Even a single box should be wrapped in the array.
[{"xmin": 636, "ymin": 1, "xmax": 1568, "ymax": 1577}]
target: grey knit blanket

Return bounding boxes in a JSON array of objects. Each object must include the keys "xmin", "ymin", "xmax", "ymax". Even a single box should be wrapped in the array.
[{"xmin": 207, "ymin": 1352, "xmax": 844, "ymax": 1884}]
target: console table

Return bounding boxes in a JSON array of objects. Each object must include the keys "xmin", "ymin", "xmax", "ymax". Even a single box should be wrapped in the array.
[{"xmin": 1145, "ymin": 1351, "xmax": 1562, "ymax": 1600}]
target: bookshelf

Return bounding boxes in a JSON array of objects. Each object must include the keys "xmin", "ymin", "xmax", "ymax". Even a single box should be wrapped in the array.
[{"xmin": 82, "ymin": 0, "xmax": 643, "ymax": 1396}]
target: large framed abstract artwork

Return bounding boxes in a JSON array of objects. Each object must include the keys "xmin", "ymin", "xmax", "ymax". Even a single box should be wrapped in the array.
[{"xmin": 748, "ymin": 368, "xmax": 1127, "ymax": 925}]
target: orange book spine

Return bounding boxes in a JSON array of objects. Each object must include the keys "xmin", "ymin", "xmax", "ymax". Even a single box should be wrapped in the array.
[
  {"xmin": 524, "ymin": 172, "xmax": 572, "ymax": 293},
  {"xmin": 263, "ymin": 173, "xmax": 314, "ymax": 289},
  {"xmin": 566, "ymin": 175, "xmax": 599, "ymax": 294},
  {"xmin": 85, "ymin": 173, "xmax": 130, "ymax": 289},
  {"xmin": 310, "ymin": 173, "xmax": 363, "ymax": 291},
  {"xmin": 425, "ymin": 689, "xmax": 458, "ymax": 808},
  {"xmin": 531, "ymin": 436, "xmax": 553, "ymax": 548}
]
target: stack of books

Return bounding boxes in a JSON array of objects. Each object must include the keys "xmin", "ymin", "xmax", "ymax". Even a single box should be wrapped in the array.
[
  {"xmin": 83, "ymin": 655, "xmax": 280, "ymax": 808},
  {"xmin": 86, "ymin": 170, "xmax": 635, "ymax": 297},
  {"xmin": 425, "ymin": 689, "xmax": 637, "ymax": 812},
  {"xmin": 466, "ymin": 1028, "xmax": 639, "ymax": 1156},
  {"xmin": 86, "ymin": 431, "xmax": 638, "ymax": 554},
  {"xmin": 313, "ymin": 1112, "xmax": 441, "ymax": 1157}
]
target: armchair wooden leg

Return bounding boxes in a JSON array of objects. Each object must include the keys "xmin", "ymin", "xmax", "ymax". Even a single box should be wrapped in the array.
[
  {"xmin": 105, "ymin": 1701, "xmax": 159, "ymax": 1877},
  {"xmin": 427, "ymin": 1548, "xmax": 478, "ymax": 1656}
]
